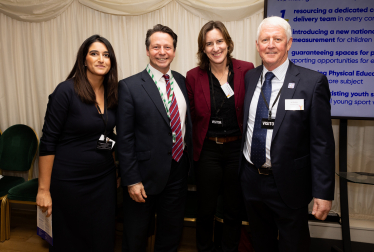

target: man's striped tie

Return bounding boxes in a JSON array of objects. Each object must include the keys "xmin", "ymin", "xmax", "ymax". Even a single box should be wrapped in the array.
[{"xmin": 163, "ymin": 74, "xmax": 183, "ymax": 162}]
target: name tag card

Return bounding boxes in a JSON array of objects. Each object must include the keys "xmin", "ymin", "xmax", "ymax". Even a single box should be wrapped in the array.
[
  {"xmin": 220, "ymin": 83, "xmax": 234, "ymax": 98},
  {"xmin": 211, "ymin": 117, "xmax": 224, "ymax": 127},
  {"xmin": 261, "ymin": 118, "xmax": 275, "ymax": 129},
  {"xmin": 99, "ymin": 134, "xmax": 116, "ymax": 149},
  {"xmin": 285, "ymin": 99, "xmax": 304, "ymax": 110}
]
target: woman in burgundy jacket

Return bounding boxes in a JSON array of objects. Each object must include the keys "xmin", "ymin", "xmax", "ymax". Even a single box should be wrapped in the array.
[{"xmin": 186, "ymin": 21, "xmax": 254, "ymax": 252}]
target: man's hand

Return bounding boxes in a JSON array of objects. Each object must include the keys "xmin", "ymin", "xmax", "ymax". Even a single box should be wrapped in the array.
[
  {"xmin": 128, "ymin": 182, "xmax": 147, "ymax": 203},
  {"xmin": 312, "ymin": 198, "xmax": 332, "ymax": 220}
]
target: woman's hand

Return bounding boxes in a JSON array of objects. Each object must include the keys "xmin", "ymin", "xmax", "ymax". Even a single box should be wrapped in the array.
[
  {"xmin": 37, "ymin": 155, "xmax": 54, "ymax": 217},
  {"xmin": 36, "ymin": 189, "xmax": 52, "ymax": 217}
]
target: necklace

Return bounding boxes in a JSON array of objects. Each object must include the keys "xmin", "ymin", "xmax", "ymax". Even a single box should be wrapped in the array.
[{"xmin": 211, "ymin": 66, "xmax": 228, "ymax": 85}]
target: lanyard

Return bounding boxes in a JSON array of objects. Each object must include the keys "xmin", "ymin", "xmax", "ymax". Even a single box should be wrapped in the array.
[
  {"xmin": 96, "ymin": 87, "xmax": 108, "ymax": 141},
  {"xmin": 259, "ymin": 70, "xmax": 282, "ymax": 120},
  {"xmin": 209, "ymin": 67, "xmax": 231, "ymax": 116},
  {"xmin": 146, "ymin": 64, "xmax": 175, "ymax": 119}
]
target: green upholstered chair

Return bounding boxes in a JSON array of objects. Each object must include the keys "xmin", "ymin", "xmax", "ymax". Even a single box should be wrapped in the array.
[
  {"xmin": 7, "ymin": 178, "xmax": 38, "ymax": 202},
  {"xmin": 0, "ymin": 124, "xmax": 39, "ymax": 242},
  {"xmin": 6, "ymin": 178, "xmax": 39, "ymax": 234}
]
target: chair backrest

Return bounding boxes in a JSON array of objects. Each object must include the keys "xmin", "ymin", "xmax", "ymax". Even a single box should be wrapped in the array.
[{"xmin": 0, "ymin": 124, "xmax": 39, "ymax": 179}]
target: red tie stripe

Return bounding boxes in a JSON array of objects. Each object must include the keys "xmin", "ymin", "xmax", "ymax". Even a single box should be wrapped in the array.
[{"xmin": 163, "ymin": 74, "xmax": 183, "ymax": 162}]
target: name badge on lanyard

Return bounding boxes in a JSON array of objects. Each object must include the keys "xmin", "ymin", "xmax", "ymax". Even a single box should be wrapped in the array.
[
  {"xmin": 261, "ymin": 118, "xmax": 275, "ymax": 129},
  {"xmin": 258, "ymin": 70, "xmax": 282, "ymax": 131},
  {"xmin": 211, "ymin": 117, "xmax": 224, "ymax": 127}
]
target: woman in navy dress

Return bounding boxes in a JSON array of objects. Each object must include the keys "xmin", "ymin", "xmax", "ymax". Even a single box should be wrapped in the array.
[{"xmin": 36, "ymin": 35, "xmax": 118, "ymax": 252}]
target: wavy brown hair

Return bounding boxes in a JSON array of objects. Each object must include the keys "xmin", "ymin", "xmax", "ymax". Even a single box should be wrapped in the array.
[
  {"xmin": 197, "ymin": 21, "xmax": 234, "ymax": 71},
  {"xmin": 145, "ymin": 24, "xmax": 178, "ymax": 50},
  {"xmin": 66, "ymin": 35, "xmax": 118, "ymax": 109}
]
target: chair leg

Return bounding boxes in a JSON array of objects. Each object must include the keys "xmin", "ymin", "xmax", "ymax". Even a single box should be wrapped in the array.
[
  {"xmin": 146, "ymin": 215, "xmax": 156, "ymax": 252},
  {"xmin": 147, "ymin": 235, "xmax": 154, "ymax": 252},
  {"xmin": 0, "ymin": 196, "xmax": 8, "ymax": 242},
  {"xmin": 148, "ymin": 233, "xmax": 155, "ymax": 252},
  {"xmin": 146, "ymin": 227, "xmax": 156, "ymax": 252},
  {"xmin": 5, "ymin": 199, "xmax": 10, "ymax": 240}
]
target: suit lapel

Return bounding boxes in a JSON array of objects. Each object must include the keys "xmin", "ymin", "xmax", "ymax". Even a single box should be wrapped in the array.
[
  {"xmin": 140, "ymin": 69, "xmax": 169, "ymax": 125},
  {"xmin": 199, "ymin": 68, "xmax": 211, "ymax": 111},
  {"xmin": 272, "ymin": 62, "xmax": 300, "ymax": 141},
  {"xmin": 243, "ymin": 66, "xmax": 262, "ymax": 133}
]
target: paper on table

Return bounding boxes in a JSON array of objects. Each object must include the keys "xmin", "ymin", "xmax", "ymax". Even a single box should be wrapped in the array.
[{"xmin": 37, "ymin": 207, "xmax": 53, "ymax": 246}]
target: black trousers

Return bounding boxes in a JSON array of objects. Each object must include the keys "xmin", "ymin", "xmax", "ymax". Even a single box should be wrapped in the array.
[
  {"xmin": 122, "ymin": 153, "xmax": 189, "ymax": 252},
  {"xmin": 195, "ymin": 138, "xmax": 243, "ymax": 252},
  {"xmin": 240, "ymin": 157, "xmax": 310, "ymax": 252}
]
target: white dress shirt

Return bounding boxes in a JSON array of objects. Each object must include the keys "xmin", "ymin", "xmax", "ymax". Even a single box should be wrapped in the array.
[
  {"xmin": 148, "ymin": 64, "xmax": 187, "ymax": 149},
  {"xmin": 243, "ymin": 59, "xmax": 290, "ymax": 167}
]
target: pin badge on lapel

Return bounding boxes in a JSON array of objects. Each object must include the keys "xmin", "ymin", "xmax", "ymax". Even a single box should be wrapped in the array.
[{"xmin": 288, "ymin": 83, "xmax": 295, "ymax": 89}]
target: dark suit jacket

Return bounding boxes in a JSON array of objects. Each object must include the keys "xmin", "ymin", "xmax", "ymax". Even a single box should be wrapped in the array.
[
  {"xmin": 240, "ymin": 61, "xmax": 335, "ymax": 209},
  {"xmin": 117, "ymin": 69, "xmax": 193, "ymax": 195},
  {"xmin": 186, "ymin": 59, "xmax": 254, "ymax": 161}
]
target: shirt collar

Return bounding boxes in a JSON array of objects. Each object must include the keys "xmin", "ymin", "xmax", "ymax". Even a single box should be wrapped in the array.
[
  {"xmin": 148, "ymin": 63, "xmax": 172, "ymax": 82},
  {"xmin": 262, "ymin": 59, "xmax": 289, "ymax": 82}
]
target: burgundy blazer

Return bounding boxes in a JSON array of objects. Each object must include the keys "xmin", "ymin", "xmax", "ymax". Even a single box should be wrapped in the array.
[{"xmin": 186, "ymin": 58, "xmax": 254, "ymax": 161}]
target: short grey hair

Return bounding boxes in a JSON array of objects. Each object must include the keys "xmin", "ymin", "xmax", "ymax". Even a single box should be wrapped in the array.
[{"xmin": 257, "ymin": 16, "xmax": 292, "ymax": 42}]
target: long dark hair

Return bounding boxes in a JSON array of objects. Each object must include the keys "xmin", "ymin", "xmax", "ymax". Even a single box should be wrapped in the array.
[
  {"xmin": 67, "ymin": 35, "xmax": 118, "ymax": 109},
  {"xmin": 197, "ymin": 21, "xmax": 234, "ymax": 71}
]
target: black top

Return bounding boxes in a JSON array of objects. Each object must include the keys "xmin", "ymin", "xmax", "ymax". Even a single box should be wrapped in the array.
[
  {"xmin": 39, "ymin": 79, "xmax": 116, "ymax": 180},
  {"xmin": 207, "ymin": 63, "xmax": 241, "ymax": 137}
]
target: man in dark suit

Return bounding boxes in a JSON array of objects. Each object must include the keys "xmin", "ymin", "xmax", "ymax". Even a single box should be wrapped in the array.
[
  {"xmin": 117, "ymin": 24, "xmax": 193, "ymax": 252},
  {"xmin": 240, "ymin": 16, "xmax": 335, "ymax": 251}
]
